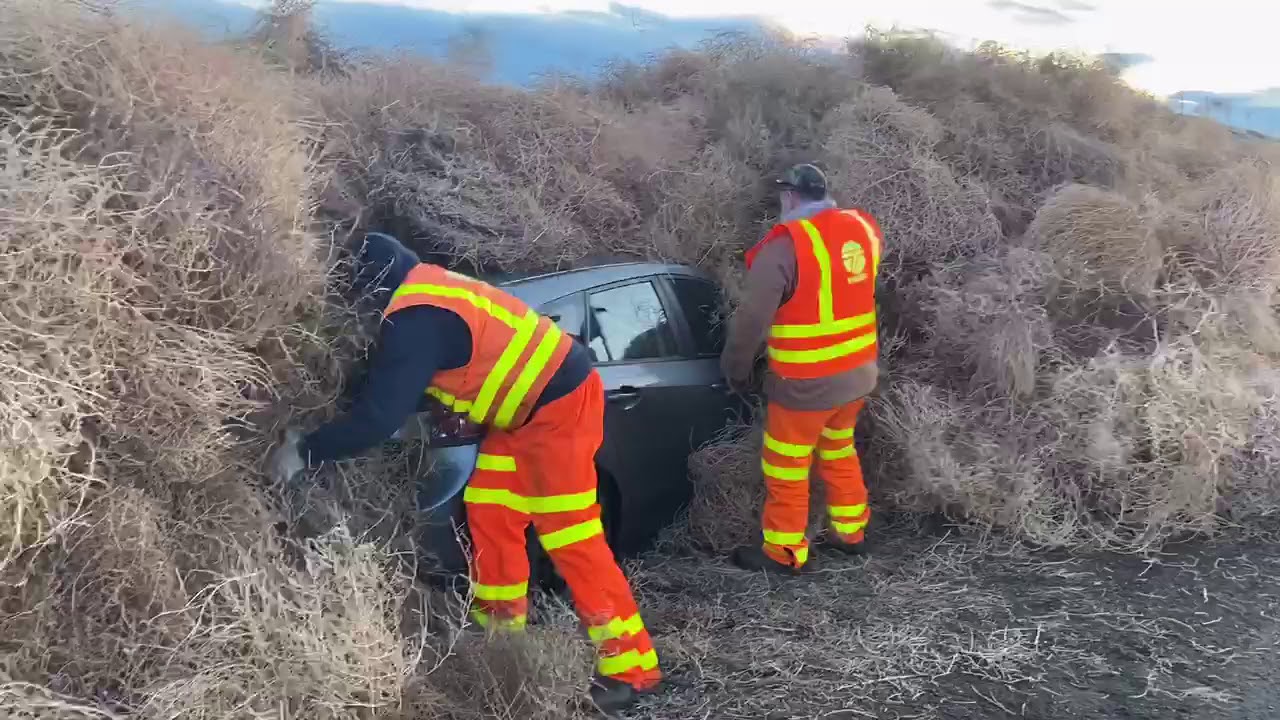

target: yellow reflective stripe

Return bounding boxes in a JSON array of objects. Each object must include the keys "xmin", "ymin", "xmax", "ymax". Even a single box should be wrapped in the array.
[
  {"xmin": 598, "ymin": 648, "xmax": 659, "ymax": 678},
  {"xmin": 588, "ymin": 613, "xmax": 646, "ymax": 644},
  {"xmin": 464, "ymin": 487, "xmax": 527, "ymax": 511},
  {"xmin": 494, "ymin": 322, "xmax": 564, "ymax": 428},
  {"xmin": 392, "ymin": 283, "xmax": 520, "ymax": 328},
  {"xmin": 763, "ymin": 432, "xmax": 813, "ymax": 458},
  {"xmin": 822, "ymin": 427, "xmax": 854, "ymax": 440},
  {"xmin": 531, "ymin": 490, "xmax": 597, "ymax": 514},
  {"xmin": 798, "ymin": 219, "xmax": 835, "ymax": 323},
  {"xmin": 793, "ymin": 546, "xmax": 810, "ymax": 565},
  {"xmin": 761, "ymin": 460, "xmax": 809, "ymax": 482},
  {"xmin": 475, "ymin": 454, "xmax": 517, "ymax": 472},
  {"xmin": 762, "ymin": 529, "xmax": 806, "ymax": 545},
  {"xmin": 770, "ymin": 312, "xmax": 877, "ymax": 339},
  {"xmin": 471, "ymin": 310, "xmax": 538, "ymax": 423},
  {"xmin": 768, "ymin": 330, "xmax": 876, "ymax": 364},
  {"xmin": 472, "ymin": 581, "xmax": 528, "ymax": 602},
  {"xmin": 426, "ymin": 386, "xmax": 473, "ymax": 412},
  {"xmin": 470, "ymin": 609, "xmax": 527, "ymax": 631},
  {"xmin": 832, "ymin": 518, "xmax": 869, "ymax": 534},
  {"xmin": 463, "ymin": 487, "xmax": 597, "ymax": 514},
  {"xmin": 538, "ymin": 518, "xmax": 604, "ymax": 551},
  {"xmin": 819, "ymin": 445, "xmax": 856, "ymax": 461},
  {"xmin": 829, "ymin": 503, "xmax": 868, "ymax": 518},
  {"xmin": 846, "ymin": 210, "xmax": 882, "ymax": 277}
]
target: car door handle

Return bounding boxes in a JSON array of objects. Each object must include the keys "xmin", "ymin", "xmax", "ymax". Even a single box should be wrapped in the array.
[{"xmin": 606, "ymin": 386, "xmax": 641, "ymax": 410}]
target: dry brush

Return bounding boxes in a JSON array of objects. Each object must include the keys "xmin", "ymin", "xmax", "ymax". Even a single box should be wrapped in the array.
[{"xmin": 4, "ymin": 2, "xmax": 1280, "ymax": 717}]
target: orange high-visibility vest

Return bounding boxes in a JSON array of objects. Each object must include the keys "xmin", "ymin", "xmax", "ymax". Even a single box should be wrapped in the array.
[
  {"xmin": 745, "ymin": 207, "xmax": 882, "ymax": 379},
  {"xmin": 383, "ymin": 264, "xmax": 572, "ymax": 430}
]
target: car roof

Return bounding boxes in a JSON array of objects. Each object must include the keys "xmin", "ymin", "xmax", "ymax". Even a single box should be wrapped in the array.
[{"xmin": 491, "ymin": 261, "xmax": 716, "ymax": 307}]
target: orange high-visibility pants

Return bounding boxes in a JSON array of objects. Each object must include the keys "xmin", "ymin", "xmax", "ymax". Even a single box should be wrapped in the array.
[
  {"xmin": 759, "ymin": 398, "xmax": 870, "ymax": 568},
  {"xmin": 463, "ymin": 370, "xmax": 660, "ymax": 690}
]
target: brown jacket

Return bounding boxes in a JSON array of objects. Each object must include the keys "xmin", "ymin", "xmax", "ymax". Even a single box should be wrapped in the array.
[{"xmin": 720, "ymin": 200, "xmax": 879, "ymax": 411}]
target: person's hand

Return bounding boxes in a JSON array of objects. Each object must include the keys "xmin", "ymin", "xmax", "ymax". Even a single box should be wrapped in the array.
[{"xmin": 269, "ymin": 427, "xmax": 307, "ymax": 487}]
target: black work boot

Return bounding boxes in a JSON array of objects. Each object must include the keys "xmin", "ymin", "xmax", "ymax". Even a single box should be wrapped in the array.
[
  {"xmin": 730, "ymin": 545, "xmax": 804, "ymax": 575},
  {"xmin": 589, "ymin": 676, "xmax": 648, "ymax": 715},
  {"xmin": 822, "ymin": 535, "xmax": 868, "ymax": 557}
]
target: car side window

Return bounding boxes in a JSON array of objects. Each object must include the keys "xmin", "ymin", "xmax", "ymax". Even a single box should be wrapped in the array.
[
  {"xmin": 588, "ymin": 281, "xmax": 678, "ymax": 362},
  {"xmin": 540, "ymin": 292, "xmax": 606, "ymax": 363},
  {"xmin": 671, "ymin": 278, "xmax": 726, "ymax": 357},
  {"xmin": 540, "ymin": 293, "xmax": 587, "ymax": 341}
]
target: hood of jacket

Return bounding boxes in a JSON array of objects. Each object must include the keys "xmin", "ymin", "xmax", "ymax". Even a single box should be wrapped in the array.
[
  {"xmin": 781, "ymin": 197, "xmax": 837, "ymax": 223},
  {"xmin": 353, "ymin": 232, "xmax": 422, "ymax": 309}
]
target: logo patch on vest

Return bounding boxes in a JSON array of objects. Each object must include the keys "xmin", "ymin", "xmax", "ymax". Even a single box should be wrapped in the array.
[{"xmin": 841, "ymin": 241, "xmax": 868, "ymax": 284}]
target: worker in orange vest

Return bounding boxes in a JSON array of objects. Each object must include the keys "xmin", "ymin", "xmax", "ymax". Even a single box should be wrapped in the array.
[
  {"xmin": 270, "ymin": 233, "xmax": 660, "ymax": 712},
  {"xmin": 720, "ymin": 164, "xmax": 882, "ymax": 573}
]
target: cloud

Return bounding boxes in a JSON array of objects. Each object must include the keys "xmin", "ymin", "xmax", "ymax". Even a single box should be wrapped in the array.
[
  {"xmin": 1054, "ymin": 0, "xmax": 1095, "ymax": 11},
  {"xmin": 986, "ymin": 0, "xmax": 1072, "ymax": 25}
]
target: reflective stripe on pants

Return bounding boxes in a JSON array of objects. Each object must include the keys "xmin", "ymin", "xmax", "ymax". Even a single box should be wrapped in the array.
[
  {"xmin": 470, "ymin": 608, "xmax": 527, "ymax": 631},
  {"xmin": 462, "ymin": 371, "xmax": 660, "ymax": 690},
  {"xmin": 759, "ymin": 397, "xmax": 870, "ymax": 566}
]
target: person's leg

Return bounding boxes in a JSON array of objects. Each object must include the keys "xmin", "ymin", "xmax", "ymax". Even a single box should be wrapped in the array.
[
  {"xmin": 756, "ymin": 402, "xmax": 834, "ymax": 568},
  {"xmin": 463, "ymin": 431, "xmax": 533, "ymax": 630},
  {"xmin": 816, "ymin": 398, "xmax": 871, "ymax": 547},
  {"xmin": 522, "ymin": 372, "xmax": 661, "ymax": 692}
]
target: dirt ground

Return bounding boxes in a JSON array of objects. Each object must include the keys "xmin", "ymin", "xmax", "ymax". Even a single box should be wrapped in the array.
[{"xmin": 611, "ymin": 517, "xmax": 1280, "ymax": 720}]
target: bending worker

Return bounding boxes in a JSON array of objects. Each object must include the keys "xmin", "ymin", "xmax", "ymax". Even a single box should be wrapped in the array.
[
  {"xmin": 270, "ymin": 233, "xmax": 660, "ymax": 712},
  {"xmin": 721, "ymin": 164, "xmax": 882, "ymax": 573}
]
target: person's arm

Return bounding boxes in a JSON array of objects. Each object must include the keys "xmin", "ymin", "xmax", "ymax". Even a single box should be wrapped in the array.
[
  {"xmin": 720, "ymin": 237, "xmax": 796, "ymax": 388},
  {"xmin": 301, "ymin": 307, "xmax": 451, "ymax": 463}
]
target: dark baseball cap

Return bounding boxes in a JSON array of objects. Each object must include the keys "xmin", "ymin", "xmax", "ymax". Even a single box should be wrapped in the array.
[{"xmin": 775, "ymin": 163, "xmax": 828, "ymax": 199}]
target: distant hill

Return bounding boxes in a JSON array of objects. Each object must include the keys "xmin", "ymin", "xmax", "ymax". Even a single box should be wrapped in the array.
[
  {"xmin": 136, "ymin": 0, "xmax": 764, "ymax": 85},
  {"xmin": 1167, "ymin": 90, "xmax": 1280, "ymax": 138},
  {"xmin": 143, "ymin": 0, "xmax": 1278, "ymax": 138}
]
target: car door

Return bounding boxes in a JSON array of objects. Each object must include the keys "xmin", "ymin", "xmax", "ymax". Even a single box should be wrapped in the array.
[
  {"xmin": 582, "ymin": 276, "xmax": 741, "ymax": 549},
  {"xmin": 659, "ymin": 275, "xmax": 751, "ymax": 445}
]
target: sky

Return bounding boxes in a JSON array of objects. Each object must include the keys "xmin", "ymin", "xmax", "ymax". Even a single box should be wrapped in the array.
[
  {"xmin": 154, "ymin": 0, "xmax": 1280, "ymax": 134},
  {"xmin": 240, "ymin": 0, "xmax": 1278, "ymax": 96}
]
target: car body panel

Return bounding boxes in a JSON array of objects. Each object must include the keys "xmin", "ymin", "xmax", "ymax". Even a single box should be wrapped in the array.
[
  {"xmin": 415, "ymin": 444, "xmax": 479, "ymax": 513},
  {"xmin": 417, "ymin": 446, "xmax": 476, "ymax": 574},
  {"xmin": 596, "ymin": 357, "xmax": 739, "ymax": 553}
]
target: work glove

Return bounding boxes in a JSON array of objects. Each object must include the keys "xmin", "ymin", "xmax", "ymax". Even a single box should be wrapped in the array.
[{"xmin": 269, "ymin": 427, "xmax": 308, "ymax": 488}]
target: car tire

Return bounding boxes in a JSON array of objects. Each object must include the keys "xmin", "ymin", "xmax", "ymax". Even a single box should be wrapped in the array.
[{"xmin": 598, "ymin": 470, "xmax": 624, "ymax": 552}]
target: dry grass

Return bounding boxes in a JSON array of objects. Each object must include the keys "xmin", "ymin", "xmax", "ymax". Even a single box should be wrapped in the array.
[
  {"xmin": 674, "ymin": 422, "xmax": 765, "ymax": 553},
  {"xmin": 0, "ymin": 3, "xmax": 597, "ymax": 718},
  {"xmin": 1160, "ymin": 160, "xmax": 1280, "ymax": 289},
  {"xmin": 1030, "ymin": 184, "xmax": 1163, "ymax": 298},
  {"xmin": 308, "ymin": 57, "xmax": 664, "ymax": 272},
  {"xmin": 4, "ymin": 1, "xmax": 1280, "ymax": 717},
  {"xmin": 822, "ymin": 86, "xmax": 1002, "ymax": 281},
  {"xmin": 628, "ymin": 523, "xmax": 1280, "ymax": 718},
  {"xmin": 419, "ymin": 600, "xmax": 594, "ymax": 720},
  {"xmin": 673, "ymin": 420, "xmax": 832, "ymax": 555}
]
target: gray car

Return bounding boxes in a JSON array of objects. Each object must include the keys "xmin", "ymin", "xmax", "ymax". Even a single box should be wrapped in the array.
[{"xmin": 411, "ymin": 262, "xmax": 749, "ymax": 579}]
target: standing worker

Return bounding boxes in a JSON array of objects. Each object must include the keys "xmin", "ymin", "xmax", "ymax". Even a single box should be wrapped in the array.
[
  {"xmin": 270, "ymin": 233, "xmax": 660, "ymax": 712},
  {"xmin": 720, "ymin": 164, "xmax": 882, "ymax": 573}
]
